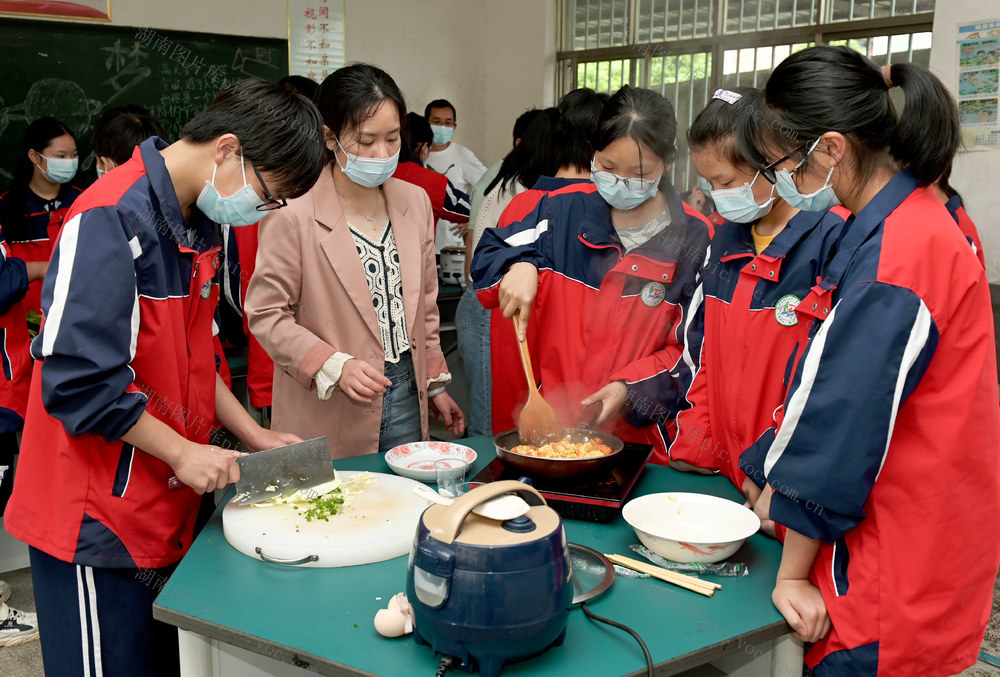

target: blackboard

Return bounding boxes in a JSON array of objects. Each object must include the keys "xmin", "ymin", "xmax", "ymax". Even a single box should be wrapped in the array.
[{"xmin": 0, "ymin": 18, "xmax": 289, "ymax": 185}]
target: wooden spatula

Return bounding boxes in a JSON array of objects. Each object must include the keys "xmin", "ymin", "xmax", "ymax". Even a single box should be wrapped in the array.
[{"xmin": 512, "ymin": 310, "xmax": 563, "ymax": 446}]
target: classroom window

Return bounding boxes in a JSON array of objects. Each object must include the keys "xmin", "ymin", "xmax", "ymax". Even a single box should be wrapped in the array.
[
  {"xmin": 723, "ymin": 0, "xmax": 816, "ymax": 34},
  {"xmin": 557, "ymin": 0, "xmax": 934, "ymax": 191}
]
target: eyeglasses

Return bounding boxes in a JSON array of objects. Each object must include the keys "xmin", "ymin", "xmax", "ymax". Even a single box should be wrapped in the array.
[
  {"xmin": 591, "ymin": 161, "xmax": 662, "ymax": 192},
  {"xmin": 250, "ymin": 162, "xmax": 287, "ymax": 212},
  {"xmin": 760, "ymin": 139, "xmax": 817, "ymax": 185}
]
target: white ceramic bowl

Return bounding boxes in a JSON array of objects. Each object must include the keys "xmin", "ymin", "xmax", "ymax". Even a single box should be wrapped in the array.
[
  {"xmin": 622, "ymin": 492, "xmax": 761, "ymax": 563},
  {"xmin": 384, "ymin": 441, "xmax": 477, "ymax": 482}
]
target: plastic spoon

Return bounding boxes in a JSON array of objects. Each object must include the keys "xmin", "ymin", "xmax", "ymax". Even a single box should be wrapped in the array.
[
  {"xmin": 512, "ymin": 309, "xmax": 563, "ymax": 446},
  {"xmin": 412, "ymin": 484, "xmax": 531, "ymax": 521}
]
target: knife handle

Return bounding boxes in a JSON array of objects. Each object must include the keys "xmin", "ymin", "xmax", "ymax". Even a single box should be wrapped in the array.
[{"xmin": 167, "ymin": 476, "xmax": 184, "ymax": 491}]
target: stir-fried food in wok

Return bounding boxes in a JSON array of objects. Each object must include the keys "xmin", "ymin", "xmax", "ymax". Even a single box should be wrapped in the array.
[{"xmin": 511, "ymin": 436, "xmax": 614, "ymax": 459}]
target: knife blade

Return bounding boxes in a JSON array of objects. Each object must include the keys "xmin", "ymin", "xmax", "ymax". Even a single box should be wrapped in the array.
[{"xmin": 234, "ymin": 436, "xmax": 335, "ymax": 505}]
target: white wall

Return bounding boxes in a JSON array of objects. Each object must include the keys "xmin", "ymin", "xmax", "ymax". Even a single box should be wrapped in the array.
[
  {"xmin": 344, "ymin": 0, "xmax": 557, "ymax": 164},
  {"xmin": 931, "ymin": 0, "xmax": 1000, "ymax": 282}
]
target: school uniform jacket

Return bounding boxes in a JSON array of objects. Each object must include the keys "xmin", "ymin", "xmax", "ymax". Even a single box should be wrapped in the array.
[
  {"xmin": 480, "ymin": 176, "xmax": 592, "ymax": 435},
  {"xmin": 668, "ymin": 208, "xmax": 849, "ymax": 488},
  {"xmin": 944, "ymin": 194, "xmax": 986, "ymax": 269},
  {"xmin": 740, "ymin": 172, "xmax": 1000, "ymax": 676},
  {"xmin": 218, "ymin": 221, "xmax": 274, "ymax": 408},
  {"xmin": 5, "ymin": 137, "xmax": 222, "ymax": 568},
  {"xmin": 473, "ymin": 182, "xmax": 711, "ymax": 463},
  {"xmin": 0, "ymin": 235, "xmax": 30, "ymax": 431},
  {"xmin": 0, "ymin": 183, "xmax": 83, "ymax": 422},
  {"xmin": 393, "ymin": 160, "xmax": 471, "ymax": 225},
  {"xmin": 0, "ymin": 182, "xmax": 84, "ymax": 316}
]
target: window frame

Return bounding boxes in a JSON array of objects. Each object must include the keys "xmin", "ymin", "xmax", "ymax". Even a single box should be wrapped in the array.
[{"xmin": 556, "ymin": 0, "xmax": 934, "ymax": 94}]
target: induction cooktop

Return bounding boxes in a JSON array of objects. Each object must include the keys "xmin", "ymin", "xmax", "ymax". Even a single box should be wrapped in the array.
[{"xmin": 471, "ymin": 441, "xmax": 654, "ymax": 522}]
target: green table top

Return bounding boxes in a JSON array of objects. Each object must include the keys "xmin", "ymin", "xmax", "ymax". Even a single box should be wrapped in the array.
[{"xmin": 153, "ymin": 437, "xmax": 788, "ymax": 677}]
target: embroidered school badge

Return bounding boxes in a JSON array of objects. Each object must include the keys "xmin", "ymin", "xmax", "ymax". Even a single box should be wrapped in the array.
[
  {"xmin": 641, "ymin": 281, "xmax": 666, "ymax": 307},
  {"xmin": 774, "ymin": 294, "xmax": 800, "ymax": 326}
]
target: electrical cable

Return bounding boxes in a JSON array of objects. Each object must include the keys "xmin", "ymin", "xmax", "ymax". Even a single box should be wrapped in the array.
[
  {"xmin": 581, "ymin": 601, "xmax": 654, "ymax": 677},
  {"xmin": 435, "ymin": 654, "xmax": 459, "ymax": 676}
]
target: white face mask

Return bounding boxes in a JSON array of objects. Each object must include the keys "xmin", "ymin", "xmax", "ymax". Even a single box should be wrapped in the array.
[{"xmin": 96, "ymin": 159, "xmax": 116, "ymax": 178}]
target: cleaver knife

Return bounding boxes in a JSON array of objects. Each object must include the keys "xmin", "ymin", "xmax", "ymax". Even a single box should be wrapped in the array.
[{"xmin": 234, "ymin": 436, "xmax": 335, "ymax": 506}]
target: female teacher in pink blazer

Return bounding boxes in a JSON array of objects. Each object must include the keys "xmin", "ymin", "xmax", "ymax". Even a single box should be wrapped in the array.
[{"xmin": 246, "ymin": 64, "xmax": 464, "ymax": 457}]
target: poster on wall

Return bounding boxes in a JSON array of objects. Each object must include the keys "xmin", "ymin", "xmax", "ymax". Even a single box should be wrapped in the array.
[
  {"xmin": 0, "ymin": 0, "xmax": 110, "ymax": 20},
  {"xmin": 957, "ymin": 18, "xmax": 1000, "ymax": 149},
  {"xmin": 288, "ymin": 0, "xmax": 345, "ymax": 83}
]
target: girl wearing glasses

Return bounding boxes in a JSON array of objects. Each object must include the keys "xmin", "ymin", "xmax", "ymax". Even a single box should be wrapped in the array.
[
  {"xmin": 247, "ymin": 64, "xmax": 464, "ymax": 457},
  {"xmin": 472, "ymin": 86, "xmax": 711, "ymax": 463},
  {"xmin": 667, "ymin": 88, "xmax": 848, "ymax": 521},
  {"xmin": 736, "ymin": 46, "xmax": 999, "ymax": 676}
]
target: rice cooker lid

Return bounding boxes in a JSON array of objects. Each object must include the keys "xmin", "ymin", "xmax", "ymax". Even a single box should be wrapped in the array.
[
  {"xmin": 421, "ymin": 480, "xmax": 559, "ymax": 546},
  {"xmin": 423, "ymin": 503, "xmax": 561, "ymax": 546}
]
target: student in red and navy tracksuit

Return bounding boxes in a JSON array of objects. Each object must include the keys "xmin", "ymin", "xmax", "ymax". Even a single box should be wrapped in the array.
[
  {"xmin": 666, "ymin": 88, "xmax": 849, "ymax": 519},
  {"xmin": 482, "ymin": 89, "xmax": 608, "ymax": 435},
  {"xmin": 395, "ymin": 113, "xmax": 471, "ymax": 226},
  {"xmin": 0, "ymin": 118, "xmax": 83, "ymax": 431},
  {"xmin": 4, "ymin": 79, "xmax": 326, "ymax": 677},
  {"xmin": 737, "ymin": 47, "xmax": 1000, "ymax": 676},
  {"xmin": 938, "ymin": 180, "xmax": 986, "ymax": 269},
  {"xmin": 0, "ymin": 118, "xmax": 83, "ymax": 644},
  {"xmin": 473, "ymin": 86, "xmax": 711, "ymax": 462},
  {"xmin": 0, "ymin": 118, "xmax": 84, "ymax": 326}
]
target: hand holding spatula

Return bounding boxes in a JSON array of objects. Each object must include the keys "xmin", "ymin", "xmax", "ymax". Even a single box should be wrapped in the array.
[{"xmin": 512, "ymin": 310, "xmax": 563, "ymax": 446}]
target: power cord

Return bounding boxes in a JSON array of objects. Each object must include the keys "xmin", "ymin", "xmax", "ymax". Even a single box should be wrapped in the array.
[
  {"xmin": 581, "ymin": 601, "xmax": 654, "ymax": 677},
  {"xmin": 435, "ymin": 654, "xmax": 460, "ymax": 676}
]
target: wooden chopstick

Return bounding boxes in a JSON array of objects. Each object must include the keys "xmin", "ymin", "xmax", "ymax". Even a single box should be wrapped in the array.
[
  {"xmin": 605, "ymin": 553, "xmax": 720, "ymax": 597},
  {"xmin": 609, "ymin": 554, "xmax": 722, "ymax": 591}
]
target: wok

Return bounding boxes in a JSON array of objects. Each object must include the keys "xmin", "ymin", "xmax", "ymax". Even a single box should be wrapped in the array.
[{"xmin": 493, "ymin": 427, "xmax": 625, "ymax": 481}]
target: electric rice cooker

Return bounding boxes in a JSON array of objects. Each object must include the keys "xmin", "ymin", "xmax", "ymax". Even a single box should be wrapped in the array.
[
  {"xmin": 407, "ymin": 480, "xmax": 573, "ymax": 677},
  {"xmin": 439, "ymin": 246, "xmax": 466, "ymax": 287}
]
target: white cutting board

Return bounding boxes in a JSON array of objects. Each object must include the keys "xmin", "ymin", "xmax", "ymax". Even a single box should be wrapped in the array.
[{"xmin": 223, "ymin": 471, "xmax": 429, "ymax": 568}]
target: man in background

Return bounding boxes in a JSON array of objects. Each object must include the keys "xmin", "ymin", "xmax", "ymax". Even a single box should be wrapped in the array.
[{"xmin": 424, "ymin": 99, "xmax": 486, "ymax": 256}]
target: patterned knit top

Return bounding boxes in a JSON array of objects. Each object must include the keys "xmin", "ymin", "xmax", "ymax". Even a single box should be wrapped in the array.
[{"xmin": 349, "ymin": 220, "xmax": 410, "ymax": 363}]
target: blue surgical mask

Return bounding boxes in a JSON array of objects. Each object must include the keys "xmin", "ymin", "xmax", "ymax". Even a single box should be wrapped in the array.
[
  {"xmin": 430, "ymin": 125, "xmax": 454, "ymax": 146},
  {"xmin": 696, "ymin": 176, "xmax": 713, "ymax": 196},
  {"xmin": 773, "ymin": 139, "xmax": 841, "ymax": 212},
  {"xmin": 591, "ymin": 160, "xmax": 661, "ymax": 210},
  {"xmin": 37, "ymin": 155, "xmax": 78, "ymax": 183},
  {"xmin": 335, "ymin": 137, "xmax": 399, "ymax": 188},
  {"xmin": 196, "ymin": 151, "xmax": 264, "ymax": 227},
  {"xmin": 710, "ymin": 172, "xmax": 776, "ymax": 224}
]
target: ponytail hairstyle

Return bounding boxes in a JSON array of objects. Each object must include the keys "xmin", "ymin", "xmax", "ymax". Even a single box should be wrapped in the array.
[
  {"xmin": 4, "ymin": 117, "xmax": 75, "ymax": 243},
  {"xmin": 402, "ymin": 112, "xmax": 433, "ymax": 163},
  {"xmin": 688, "ymin": 87, "xmax": 767, "ymax": 171},
  {"xmin": 593, "ymin": 86, "xmax": 678, "ymax": 190},
  {"xmin": 554, "ymin": 88, "xmax": 607, "ymax": 172},
  {"xmin": 740, "ymin": 45, "xmax": 960, "ymax": 191},
  {"xmin": 485, "ymin": 107, "xmax": 558, "ymax": 195}
]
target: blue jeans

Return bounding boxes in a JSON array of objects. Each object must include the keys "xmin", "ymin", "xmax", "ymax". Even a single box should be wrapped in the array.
[
  {"xmin": 456, "ymin": 286, "xmax": 492, "ymax": 437},
  {"xmin": 379, "ymin": 351, "xmax": 422, "ymax": 453}
]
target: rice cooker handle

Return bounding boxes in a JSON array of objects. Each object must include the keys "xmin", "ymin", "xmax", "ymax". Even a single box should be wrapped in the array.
[{"xmin": 431, "ymin": 480, "xmax": 546, "ymax": 545}]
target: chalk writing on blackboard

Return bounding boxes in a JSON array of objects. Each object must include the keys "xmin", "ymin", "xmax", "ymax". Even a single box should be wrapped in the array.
[{"xmin": 0, "ymin": 18, "xmax": 288, "ymax": 183}]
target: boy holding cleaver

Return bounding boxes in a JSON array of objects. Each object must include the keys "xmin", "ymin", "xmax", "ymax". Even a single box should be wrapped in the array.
[{"xmin": 3, "ymin": 78, "xmax": 325, "ymax": 676}]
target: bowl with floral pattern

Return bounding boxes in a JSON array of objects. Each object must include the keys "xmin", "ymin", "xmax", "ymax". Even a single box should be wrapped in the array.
[{"xmin": 384, "ymin": 441, "xmax": 478, "ymax": 482}]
